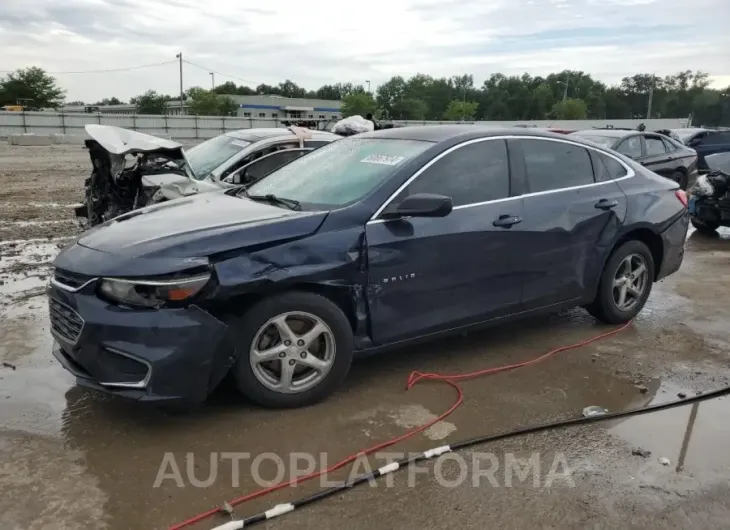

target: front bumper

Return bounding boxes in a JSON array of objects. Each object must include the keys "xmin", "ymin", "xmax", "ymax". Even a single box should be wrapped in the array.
[
  {"xmin": 47, "ymin": 278, "xmax": 232, "ymax": 404},
  {"xmin": 656, "ymin": 211, "xmax": 690, "ymax": 281}
]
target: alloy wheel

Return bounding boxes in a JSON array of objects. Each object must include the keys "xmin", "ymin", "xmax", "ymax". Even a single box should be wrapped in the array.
[
  {"xmin": 249, "ymin": 311, "xmax": 336, "ymax": 394},
  {"xmin": 612, "ymin": 253, "xmax": 649, "ymax": 312}
]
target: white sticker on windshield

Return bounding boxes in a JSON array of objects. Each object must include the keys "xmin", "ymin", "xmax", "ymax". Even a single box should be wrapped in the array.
[
  {"xmin": 360, "ymin": 154, "xmax": 405, "ymax": 166},
  {"xmin": 231, "ymin": 140, "xmax": 249, "ymax": 148}
]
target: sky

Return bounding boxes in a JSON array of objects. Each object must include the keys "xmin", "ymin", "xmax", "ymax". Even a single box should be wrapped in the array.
[{"xmin": 1, "ymin": 0, "xmax": 729, "ymax": 102}]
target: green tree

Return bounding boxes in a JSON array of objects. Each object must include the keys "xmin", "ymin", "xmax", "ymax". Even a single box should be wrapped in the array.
[
  {"xmin": 130, "ymin": 90, "xmax": 168, "ymax": 114},
  {"xmin": 550, "ymin": 98, "xmax": 588, "ymax": 119},
  {"xmin": 187, "ymin": 87, "xmax": 238, "ymax": 116},
  {"xmin": 0, "ymin": 67, "xmax": 65, "ymax": 109},
  {"xmin": 391, "ymin": 98, "xmax": 428, "ymax": 120},
  {"xmin": 443, "ymin": 100, "xmax": 479, "ymax": 120},
  {"xmin": 95, "ymin": 97, "xmax": 123, "ymax": 105},
  {"xmin": 277, "ymin": 80, "xmax": 307, "ymax": 98},
  {"xmin": 341, "ymin": 92, "xmax": 376, "ymax": 117}
]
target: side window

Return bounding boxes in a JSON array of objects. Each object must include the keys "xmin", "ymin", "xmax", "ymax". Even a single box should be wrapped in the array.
[
  {"xmin": 645, "ymin": 136, "xmax": 666, "ymax": 156},
  {"xmin": 304, "ymin": 140, "xmax": 331, "ymax": 149},
  {"xmin": 616, "ymin": 136, "xmax": 642, "ymax": 159},
  {"xmin": 601, "ymin": 153, "xmax": 628, "ymax": 179},
  {"xmin": 661, "ymin": 138, "xmax": 677, "ymax": 152},
  {"xmin": 404, "ymin": 140, "xmax": 510, "ymax": 207},
  {"xmin": 593, "ymin": 152, "xmax": 628, "ymax": 182},
  {"xmin": 521, "ymin": 139, "xmax": 594, "ymax": 192},
  {"xmin": 702, "ymin": 132, "xmax": 730, "ymax": 145},
  {"xmin": 235, "ymin": 150, "xmax": 310, "ymax": 184}
]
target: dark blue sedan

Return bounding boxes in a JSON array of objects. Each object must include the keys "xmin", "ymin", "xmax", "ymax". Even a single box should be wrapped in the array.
[{"xmin": 48, "ymin": 126, "xmax": 690, "ymax": 408}]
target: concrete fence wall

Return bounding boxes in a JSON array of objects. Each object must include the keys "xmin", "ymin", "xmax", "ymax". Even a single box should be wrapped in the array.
[{"xmin": 0, "ymin": 111, "xmax": 691, "ymax": 141}]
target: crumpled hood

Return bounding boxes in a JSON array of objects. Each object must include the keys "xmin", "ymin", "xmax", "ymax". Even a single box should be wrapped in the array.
[
  {"xmin": 54, "ymin": 192, "xmax": 328, "ymax": 277},
  {"xmin": 84, "ymin": 124, "xmax": 196, "ymax": 180},
  {"xmin": 85, "ymin": 124, "xmax": 183, "ymax": 155}
]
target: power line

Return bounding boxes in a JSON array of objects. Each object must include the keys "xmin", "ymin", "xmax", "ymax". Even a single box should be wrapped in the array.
[
  {"xmin": 182, "ymin": 59, "xmax": 259, "ymax": 86},
  {"xmin": 0, "ymin": 60, "xmax": 177, "ymax": 75}
]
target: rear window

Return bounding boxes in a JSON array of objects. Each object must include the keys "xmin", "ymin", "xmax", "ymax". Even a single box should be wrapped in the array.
[{"xmin": 570, "ymin": 133, "xmax": 617, "ymax": 149}]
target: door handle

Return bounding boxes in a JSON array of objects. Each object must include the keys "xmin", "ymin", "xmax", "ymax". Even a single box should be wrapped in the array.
[
  {"xmin": 595, "ymin": 199, "xmax": 619, "ymax": 210},
  {"xmin": 493, "ymin": 215, "xmax": 522, "ymax": 228}
]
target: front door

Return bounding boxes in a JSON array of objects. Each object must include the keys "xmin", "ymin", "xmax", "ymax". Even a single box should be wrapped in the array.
[
  {"xmin": 365, "ymin": 138, "xmax": 525, "ymax": 345},
  {"xmin": 510, "ymin": 138, "xmax": 628, "ymax": 309}
]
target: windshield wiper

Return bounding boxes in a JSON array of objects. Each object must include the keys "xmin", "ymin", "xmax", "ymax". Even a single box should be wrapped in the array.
[{"xmin": 242, "ymin": 191, "xmax": 301, "ymax": 211}]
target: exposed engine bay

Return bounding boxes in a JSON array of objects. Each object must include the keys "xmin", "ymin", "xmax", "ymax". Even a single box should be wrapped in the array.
[
  {"xmin": 75, "ymin": 124, "xmax": 194, "ymax": 228},
  {"xmin": 76, "ymin": 139, "xmax": 188, "ymax": 226}
]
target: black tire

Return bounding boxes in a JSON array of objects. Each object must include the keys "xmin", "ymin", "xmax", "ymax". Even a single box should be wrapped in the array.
[
  {"xmin": 691, "ymin": 217, "xmax": 720, "ymax": 234},
  {"xmin": 586, "ymin": 240, "xmax": 655, "ymax": 324},
  {"xmin": 670, "ymin": 170, "xmax": 688, "ymax": 190},
  {"xmin": 231, "ymin": 291, "xmax": 354, "ymax": 408}
]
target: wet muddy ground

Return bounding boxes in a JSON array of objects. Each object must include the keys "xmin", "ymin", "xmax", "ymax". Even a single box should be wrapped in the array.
[{"xmin": 2, "ymin": 144, "xmax": 730, "ymax": 529}]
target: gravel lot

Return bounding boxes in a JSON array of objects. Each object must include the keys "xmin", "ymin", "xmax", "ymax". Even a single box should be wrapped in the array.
[{"xmin": 2, "ymin": 143, "xmax": 730, "ymax": 530}]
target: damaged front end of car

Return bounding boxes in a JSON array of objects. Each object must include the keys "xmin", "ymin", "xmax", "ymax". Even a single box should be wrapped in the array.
[{"xmin": 75, "ymin": 124, "xmax": 195, "ymax": 228}]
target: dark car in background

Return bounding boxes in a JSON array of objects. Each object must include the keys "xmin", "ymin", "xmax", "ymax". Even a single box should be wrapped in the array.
[
  {"xmin": 47, "ymin": 126, "xmax": 689, "ymax": 409},
  {"xmin": 670, "ymin": 128, "xmax": 730, "ymax": 174},
  {"xmin": 570, "ymin": 129, "xmax": 698, "ymax": 189}
]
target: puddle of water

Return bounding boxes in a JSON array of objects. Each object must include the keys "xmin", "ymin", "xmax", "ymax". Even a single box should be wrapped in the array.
[
  {"xmin": 26, "ymin": 202, "xmax": 78, "ymax": 209},
  {"xmin": 2, "ymin": 220, "xmax": 73, "ymax": 227},
  {"xmin": 0, "ymin": 305, "xmax": 74, "ymax": 437},
  {"xmin": 609, "ymin": 381, "xmax": 730, "ymax": 474},
  {"xmin": 0, "ymin": 275, "xmax": 48, "ymax": 300},
  {"xmin": 0, "ymin": 236, "xmax": 74, "ymax": 246}
]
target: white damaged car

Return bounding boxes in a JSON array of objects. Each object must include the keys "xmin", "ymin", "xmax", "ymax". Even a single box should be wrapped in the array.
[{"xmin": 76, "ymin": 124, "xmax": 340, "ymax": 226}]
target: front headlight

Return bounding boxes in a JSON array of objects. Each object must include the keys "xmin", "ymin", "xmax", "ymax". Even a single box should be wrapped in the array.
[{"xmin": 98, "ymin": 272, "xmax": 211, "ymax": 308}]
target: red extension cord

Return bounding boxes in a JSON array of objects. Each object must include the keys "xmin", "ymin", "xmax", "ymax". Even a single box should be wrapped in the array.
[{"xmin": 169, "ymin": 320, "xmax": 632, "ymax": 530}]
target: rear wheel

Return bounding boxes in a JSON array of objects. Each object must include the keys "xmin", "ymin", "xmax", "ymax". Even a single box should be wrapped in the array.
[
  {"xmin": 691, "ymin": 217, "xmax": 720, "ymax": 234},
  {"xmin": 586, "ymin": 240, "xmax": 655, "ymax": 324},
  {"xmin": 231, "ymin": 292, "xmax": 354, "ymax": 408}
]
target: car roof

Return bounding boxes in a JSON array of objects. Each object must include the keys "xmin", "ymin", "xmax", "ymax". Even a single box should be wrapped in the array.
[
  {"xmin": 359, "ymin": 125, "xmax": 577, "ymax": 143},
  {"xmin": 571, "ymin": 129, "xmax": 637, "ymax": 138},
  {"xmin": 225, "ymin": 128, "xmax": 339, "ymax": 142},
  {"xmin": 671, "ymin": 127, "xmax": 708, "ymax": 133}
]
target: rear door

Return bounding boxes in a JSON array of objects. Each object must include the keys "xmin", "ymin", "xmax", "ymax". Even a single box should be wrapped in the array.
[
  {"xmin": 365, "ymin": 138, "xmax": 525, "ymax": 345},
  {"xmin": 510, "ymin": 137, "xmax": 628, "ymax": 309},
  {"xmin": 639, "ymin": 134, "xmax": 675, "ymax": 178}
]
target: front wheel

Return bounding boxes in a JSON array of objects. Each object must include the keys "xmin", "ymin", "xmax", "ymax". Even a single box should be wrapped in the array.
[
  {"xmin": 231, "ymin": 292, "xmax": 354, "ymax": 408},
  {"xmin": 586, "ymin": 240, "xmax": 655, "ymax": 324},
  {"xmin": 691, "ymin": 217, "xmax": 720, "ymax": 234}
]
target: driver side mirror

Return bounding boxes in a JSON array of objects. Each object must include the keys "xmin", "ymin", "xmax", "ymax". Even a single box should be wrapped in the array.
[{"xmin": 381, "ymin": 193, "xmax": 453, "ymax": 220}]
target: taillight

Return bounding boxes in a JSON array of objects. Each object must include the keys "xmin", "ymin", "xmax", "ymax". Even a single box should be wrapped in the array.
[{"xmin": 675, "ymin": 189, "xmax": 688, "ymax": 208}]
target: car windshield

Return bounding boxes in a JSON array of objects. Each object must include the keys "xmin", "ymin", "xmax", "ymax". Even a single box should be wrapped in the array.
[
  {"xmin": 184, "ymin": 134, "xmax": 251, "ymax": 180},
  {"xmin": 570, "ymin": 133, "xmax": 617, "ymax": 149},
  {"xmin": 244, "ymin": 137, "xmax": 432, "ymax": 209}
]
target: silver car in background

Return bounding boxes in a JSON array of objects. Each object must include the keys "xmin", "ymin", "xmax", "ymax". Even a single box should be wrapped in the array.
[{"xmin": 77, "ymin": 125, "xmax": 341, "ymax": 226}]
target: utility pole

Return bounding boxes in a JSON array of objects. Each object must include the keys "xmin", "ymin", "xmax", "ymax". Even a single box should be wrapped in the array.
[
  {"xmin": 210, "ymin": 72, "xmax": 215, "ymax": 90},
  {"xmin": 176, "ymin": 53, "xmax": 184, "ymax": 113},
  {"xmin": 646, "ymin": 74, "xmax": 655, "ymax": 119},
  {"xmin": 562, "ymin": 73, "xmax": 570, "ymax": 101},
  {"xmin": 366, "ymin": 80, "xmax": 371, "ymax": 93}
]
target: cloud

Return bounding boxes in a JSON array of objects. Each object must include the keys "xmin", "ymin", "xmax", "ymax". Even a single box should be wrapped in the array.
[{"xmin": 0, "ymin": 0, "xmax": 728, "ymax": 101}]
